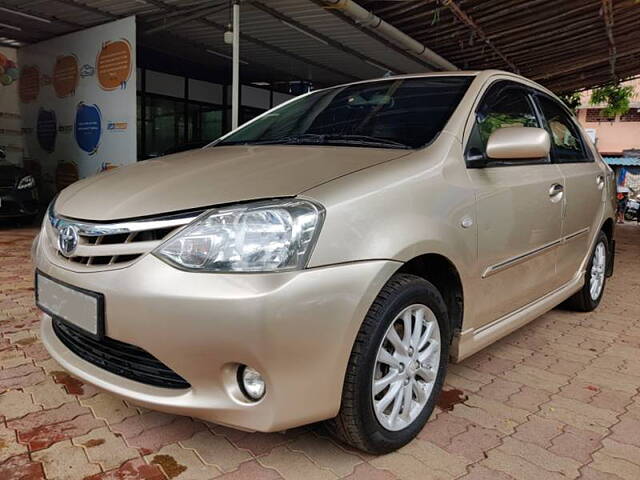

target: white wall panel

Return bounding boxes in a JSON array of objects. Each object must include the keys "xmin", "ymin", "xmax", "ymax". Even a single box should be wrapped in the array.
[
  {"xmin": 188, "ymin": 78, "xmax": 223, "ymax": 104},
  {"xmin": 241, "ymin": 85, "xmax": 270, "ymax": 109}
]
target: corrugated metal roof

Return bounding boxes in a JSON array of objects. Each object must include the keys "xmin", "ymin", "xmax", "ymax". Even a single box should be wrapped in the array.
[
  {"xmin": 3, "ymin": 0, "xmax": 638, "ymax": 91},
  {"xmin": 357, "ymin": 0, "xmax": 640, "ymax": 93},
  {"xmin": 0, "ymin": 0, "xmax": 435, "ymax": 87},
  {"xmin": 604, "ymin": 157, "xmax": 640, "ymax": 166}
]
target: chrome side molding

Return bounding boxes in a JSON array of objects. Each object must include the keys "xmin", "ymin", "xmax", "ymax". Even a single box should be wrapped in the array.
[{"xmin": 482, "ymin": 227, "xmax": 590, "ymax": 278}]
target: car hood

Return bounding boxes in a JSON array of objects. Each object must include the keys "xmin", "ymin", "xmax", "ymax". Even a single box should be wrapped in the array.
[{"xmin": 55, "ymin": 145, "xmax": 409, "ymax": 220}]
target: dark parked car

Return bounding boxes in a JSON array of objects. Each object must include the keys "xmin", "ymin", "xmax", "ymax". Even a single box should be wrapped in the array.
[
  {"xmin": 625, "ymin": 199, "xmax": 639, "ymax": 221},
  {"xmin": 0, "ymin": 149, "xmax": 39, "ymax": 222}
]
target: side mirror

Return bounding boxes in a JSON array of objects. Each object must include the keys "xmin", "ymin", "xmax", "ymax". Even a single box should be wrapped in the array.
[{"xmin": 486, "ymin": 127, "xmax": 550, "ymax": 160}]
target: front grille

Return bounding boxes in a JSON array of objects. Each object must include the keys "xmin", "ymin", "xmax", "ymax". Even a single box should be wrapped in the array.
[
  {"xmin": 53, "ymin": 317, "xmax": 191, "ymax": 389},
  {"xmin": 46, "ymin": 208, "xmax": 204, "ymax": 268},
  {"xmin": 61, "ymin": 226, "xmax": 175, "ymax": 266}
]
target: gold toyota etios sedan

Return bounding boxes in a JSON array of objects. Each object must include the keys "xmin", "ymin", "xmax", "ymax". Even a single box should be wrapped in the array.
[{"xmin": 34, "ymin": 71, "xmax": 616, "ymax": 453}]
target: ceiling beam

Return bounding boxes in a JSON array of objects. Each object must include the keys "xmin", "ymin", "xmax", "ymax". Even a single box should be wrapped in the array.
[
  {"xmin": 0, "ymin": 1, "xmax": 84, "ymax": 29},
  {"xmin": 532, "ymin": 45, "xmax": 640, "ymax": 82},
  {"xmin": 600, "ymin": 0, "xmax": 617, "ymax": 81},
  {"xmin": 138, "ymin": 30, "xmax": 314, "ymax": 84},
  {"xmin": 311, "ymin": 0, "xmax": 437, "ymax": 71},
  {"xmin": 51, "ymin": 0, "xmax": 119, "ymax": 20},
  {"xmin": 143, "ymin": 3, "xmax": 227, "ymax": 35},
  {"xmin": 30, "ymin": 0, "xmax": 357, "ymax": 83},
  {"xmin": 139, "ymin": 0, "xmax": 360, "ymax": 81},
  {"xmin": 440, "ymin": 0, "xmax": 520, "ymax": 73}
]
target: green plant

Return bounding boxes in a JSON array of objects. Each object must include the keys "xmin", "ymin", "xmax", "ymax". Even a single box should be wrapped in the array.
[
  {"xmin": 590, "ymin": 83, "xmax": 635, "ymax": 118},
  {"xmin": 559, "ymin": 92, "xmax": 581, "ymax": 114}
]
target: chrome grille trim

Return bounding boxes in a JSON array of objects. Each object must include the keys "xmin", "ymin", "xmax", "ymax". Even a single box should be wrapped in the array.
[
  {"xmin": 48, "ymin": 208, "xmax": 202, "ymax": 236},
  {"xmin": 46, "ymin": 207, "xmax": 206, "ymax": 269},
  {"xmin": 72, "ymin": 240, "xmax": 164, "ymax": 258}
]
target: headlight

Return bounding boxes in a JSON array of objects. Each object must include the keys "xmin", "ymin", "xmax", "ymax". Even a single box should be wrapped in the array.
[
  {"xmin": 154, "ymin": 199, "xmax": 324, "ymax": 272},
  {"xmin": 17, "ymin": 175, "xmax": 36, "ymax": 190}
]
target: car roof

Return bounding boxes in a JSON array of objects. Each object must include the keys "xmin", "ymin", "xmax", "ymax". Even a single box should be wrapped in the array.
[{"xmin": 313, "ymin": 70, "xmax": 559, "ymax": 106}]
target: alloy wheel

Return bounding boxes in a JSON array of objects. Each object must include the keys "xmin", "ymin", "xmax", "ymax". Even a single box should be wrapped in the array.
[
  {"xmin": 371, "ymin": 304, "xmax": 441, "ymax": 431},
  {"xmin": 589, "ymin": 241, "xmax": 606, "ymax": 301}
]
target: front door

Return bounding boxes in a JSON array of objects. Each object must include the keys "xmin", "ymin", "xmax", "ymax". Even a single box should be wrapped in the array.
[
  {"xmin": 465, "ymin": 81, "xmax": 565, "ymax": 326},
  {"xmin": 535, "ymin": 94, "xmax": 607, "ymax": 284}
]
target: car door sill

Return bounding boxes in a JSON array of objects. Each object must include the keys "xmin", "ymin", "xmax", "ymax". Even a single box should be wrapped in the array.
[{"xmin": 451, "ymin": 274, "xmax": 584, "ymax": 362}]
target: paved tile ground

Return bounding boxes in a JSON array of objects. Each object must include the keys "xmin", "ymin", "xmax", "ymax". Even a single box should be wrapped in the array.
[{"xmin": 1, "ymin": 223, "xmax": 639, "ymax": 480}]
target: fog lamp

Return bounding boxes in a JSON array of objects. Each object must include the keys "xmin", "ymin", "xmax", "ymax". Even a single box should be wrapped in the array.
[{"xmin": 239, "ymin": 365, "xmax": 265, "ymax": 401}]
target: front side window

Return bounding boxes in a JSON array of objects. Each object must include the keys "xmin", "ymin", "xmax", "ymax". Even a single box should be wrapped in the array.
[
  {"xmin": 536, "ymin": 95, "xmax": 589, "ymax": 163},
  {"xmin": 216, "ymin": 76, "xmax": 473, "ymax": 149},
  {"xmin": 466, "ymin": 82, "xmax": 541, "ymax": 163}
]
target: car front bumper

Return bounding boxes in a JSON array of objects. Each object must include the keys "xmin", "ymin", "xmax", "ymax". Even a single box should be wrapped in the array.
[{"xmin": 37, "ymin": 244, "xmax": 398, "ymax": 432}]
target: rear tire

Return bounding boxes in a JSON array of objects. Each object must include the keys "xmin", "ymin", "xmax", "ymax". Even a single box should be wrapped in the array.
[
  {"xmin": 564, "ymin": 231, "xmax": 608, "ymax": 312},
  {"xmin": 324, "ymin": 274, "xmax": 450, "ymax": 454}
]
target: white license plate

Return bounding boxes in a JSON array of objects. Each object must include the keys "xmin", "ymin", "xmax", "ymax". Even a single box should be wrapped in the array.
[{"xmin": 36, "ymin": 272, "xmax": 103, "ymax": 337}]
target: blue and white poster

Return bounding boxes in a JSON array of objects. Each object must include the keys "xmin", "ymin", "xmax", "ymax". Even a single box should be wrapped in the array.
[
  {"xmin": 74, "ymin": 103, "xmax": 101, "ymax": 154},
  {"xmin": 18, "ymin": 17, "xmax": 136, "ymax": 197}
]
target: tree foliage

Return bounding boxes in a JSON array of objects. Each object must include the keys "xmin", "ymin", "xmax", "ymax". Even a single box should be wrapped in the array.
[
  {"xmin": 558, "ymin": 92, "xmax": 581, "ymax": 114},
  {"xmin": 590, "ymin": 83, "xmax": 635, "ymax": 118}
]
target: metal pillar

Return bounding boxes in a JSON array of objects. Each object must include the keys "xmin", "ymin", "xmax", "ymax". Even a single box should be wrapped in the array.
[{"xmin": 231, "ymin": 0, "xmax": 240, "ymax": 130}]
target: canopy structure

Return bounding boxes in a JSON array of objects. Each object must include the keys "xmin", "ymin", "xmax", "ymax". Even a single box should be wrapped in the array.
[
  {"xmin": 604, "ymin": 157, "xmax": 640, "ymax": 167},
  {"xmin": 355, "ymin": 0, "xmax": 640, "ymax": 93},
  {"xmin": 0, "ymin": 0, "xmax": 639, "ymax": 92}
]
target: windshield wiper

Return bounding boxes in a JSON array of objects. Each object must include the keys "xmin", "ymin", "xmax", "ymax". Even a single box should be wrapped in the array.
[
  {"xmin": 318, "ymin": 134, "xmax": 412, "ymax": 149},
  {"xmin": 218, "ymin": 134, "xmax": 320, "ymax": 146},
  {"xmin": 221, "ymin": 133, "xmax": 411, "ymax": 149}
]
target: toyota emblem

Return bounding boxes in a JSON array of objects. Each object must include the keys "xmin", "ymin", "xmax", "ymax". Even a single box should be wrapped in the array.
[{"xmin": 57, "ymin": 225, "xmax": 79, "ymax": 257}]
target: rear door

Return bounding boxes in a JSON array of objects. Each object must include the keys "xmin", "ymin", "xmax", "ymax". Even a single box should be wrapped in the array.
[
  {"xmin": 465, "ymin": 81, "xmax": 565, "ymax": 326},
  {"xmin": 534, "ymin": 94, "xmax": 606, "ymax": 284}
]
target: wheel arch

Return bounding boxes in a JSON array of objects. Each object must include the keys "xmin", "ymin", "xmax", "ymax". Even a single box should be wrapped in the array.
[
  {"xmin": 395, "ymin": 253, "xmax": 464, "ymax": 336},
  {"xmin": 600, "ymin": 216, "xmax": 615, "ymax": 277},
  {"xmin": 601, "ymin": 217, "xmax": 614, "ymax": 244}
]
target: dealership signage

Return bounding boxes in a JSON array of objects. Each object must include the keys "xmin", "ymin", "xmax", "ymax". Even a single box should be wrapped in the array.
[{"xmin": 18, "ymin": 17, "xmax": 136, "ymax": 197}]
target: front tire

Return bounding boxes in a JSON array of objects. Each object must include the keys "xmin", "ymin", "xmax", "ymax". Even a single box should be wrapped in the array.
[
  {"xmin": 564, "ymin": 231, "xmax": 609, "ymax": 312},
  {"xmin": 325, "ymin": 274, "xmax": 450, "ymax": 454}
]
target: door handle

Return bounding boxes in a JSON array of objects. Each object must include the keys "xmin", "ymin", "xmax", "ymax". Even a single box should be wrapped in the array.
[
  {"xmin": 549, "ymin": 183, "xmax": 564, "ymax": 203},
  {"xmin": 596, "ymin": 175, "xmax": 605, "ymax": 190}
]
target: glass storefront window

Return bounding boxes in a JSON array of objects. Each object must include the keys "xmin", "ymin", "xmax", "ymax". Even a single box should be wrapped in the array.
[
  {"xmin": 144, "ymin": 96, "xmax": 186, "ymax": 157},
  {"xmin": 188, "ymin": 103, "xmax": 223, "ymax": 143},
  {"xmin": 138, "ymin": 94, "xmax": 227, "ymax": 159},
  {"xmin": 137, "ymin": 71, "xmax": 277, "ymax": 158}
]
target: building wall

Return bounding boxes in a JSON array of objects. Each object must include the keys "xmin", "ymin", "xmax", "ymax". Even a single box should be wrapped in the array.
[
  {"xmin": 577, "ymin": 108, "xmax": 640, "ymax": 155},
  {"xmin": 576, "ymin": 78, "xmax": 640, "ymax": 155},
  {"xmin": 0, "ymin": 46, "xmax": 23, "ymax": 166}
]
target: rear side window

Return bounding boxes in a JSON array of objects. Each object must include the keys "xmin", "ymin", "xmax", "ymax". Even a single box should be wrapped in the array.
[
  {"xmin": 466, "ymin": 82, "xmax": 541, "ymax": 164},
  {"xmin": 536, "ymin": 96, "xmax": 590, "ymax": 163}
]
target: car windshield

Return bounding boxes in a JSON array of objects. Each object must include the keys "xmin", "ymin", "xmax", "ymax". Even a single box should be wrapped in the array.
[{"xmin": 216, "ymin": 76, "xmax": 473, "ymax": 150}]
